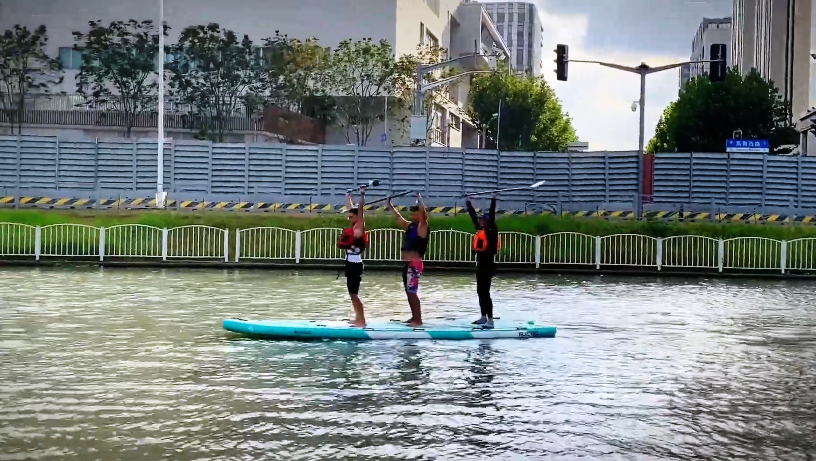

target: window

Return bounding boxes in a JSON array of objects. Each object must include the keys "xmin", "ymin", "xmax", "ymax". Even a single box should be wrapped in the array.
[
  {"xmin": 449, "ymin": 113, "xmax": 461, "ymax": 131},
  {"xmin": 516, "ymin": 51, "xmax": 524, "ymax": 67},
  {"xmin": 518, "ymin": 12, "xmax": 526, "ymax": 23},
  {"xmin": 517, "ymin": 29, "xmax": 524, "ymax": 44},
  {"xmin": 420, "ymin": 23, "xmax": 425, "ymax": 44},
  {"xmin": 506, "ymin": 36, "xmax": 513, "ymax": 47},
  {"xmin": 497, "ymin": 25, "xmax": 504, "ymax": 35},
  {"xmin": 426, "ymin": 30, "xmax": 439, "ymax": 49},
  {"xmin": 59, "ymin": 47, "xmax": 82, "ymax": 69}
]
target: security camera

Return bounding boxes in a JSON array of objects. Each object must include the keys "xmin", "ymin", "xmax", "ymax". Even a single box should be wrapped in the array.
[{"xmin": 631, "ymin": 101, "xmax": 638, "ymax": 112}]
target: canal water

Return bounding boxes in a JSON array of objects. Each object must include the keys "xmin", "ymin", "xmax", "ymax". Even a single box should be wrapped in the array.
[{"xmin": 1, "ymin": 267, "xmax": 815, "ymax": 460}]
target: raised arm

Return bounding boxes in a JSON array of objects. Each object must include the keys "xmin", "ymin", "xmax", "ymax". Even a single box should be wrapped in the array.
[
  {"xmin": 489, "ymin": 195, "xmax": 497, "ymax": 227},
  {"xmin": 388, "ymin": 198, "xmax": 410, "ymax": 229},
  {"xmin": 353, "ymin": 189, "xmax": 365, "ymax": 237},
  {"xmin": 464, "ymin": 196, "xmax": 480, "ymax": 229},
  {"xmin": 416, "ymin": 193, "xmax": 429, "ymax": 237},
  {"xmin": 345, "ymin": 193, "xmax": 356, "ymax": 211}
]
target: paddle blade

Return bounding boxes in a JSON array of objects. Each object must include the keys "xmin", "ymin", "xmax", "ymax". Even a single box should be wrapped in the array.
[{"xmin": 530, "ymin": 180, "xmax": 546, "ymax": 188}]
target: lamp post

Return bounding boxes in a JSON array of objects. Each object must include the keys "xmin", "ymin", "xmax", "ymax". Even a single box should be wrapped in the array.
[
  {"xmin": 156, "ymin": 0, "xmax": 166, "ymax": 208},
  {"xmin": 567, "ymin": 58, "xmax": 723, "ymax": 214}
]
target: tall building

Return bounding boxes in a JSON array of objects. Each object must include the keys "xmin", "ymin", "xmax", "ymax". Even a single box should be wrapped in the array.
[
  {"xmin": 680, "ymin": 17, "xmax": 732, "ymax": 91},
  {"xmin": 0, "ymin": 0, "xmax": 509, "ymax": 147},
  {"xmin": 479, "ymin": 1, "xmax": 544, "ymax": 76},
  {"xmin": 732, "ymin": 0, "xmax": 812, "ymax": 119}
]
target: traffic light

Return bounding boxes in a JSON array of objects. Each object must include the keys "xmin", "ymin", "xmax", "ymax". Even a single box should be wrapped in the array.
[
  {"xmin": 555, "ymin": 44, "xmax": 568, "ymax": 81},
  {"xmin": 709, "ymin": 44, "xmax": 727, "ymax": 82}
]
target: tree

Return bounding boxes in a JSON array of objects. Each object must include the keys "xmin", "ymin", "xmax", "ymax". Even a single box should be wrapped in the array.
[
  {"xmin": 0, "ymin": 25, "xmax": 63, "ymax": 134},
  {"xmin": 167, "ymin": 23, "xmax": 268, "ymax": 142},
  {"xmin": 467, "ymin": 67, "xmax": 577, "ymax": 151},
  {"xmin": 320, "ymin": 38, "xmax": 407, "ymax": 146},
  {"xmin": 262, "ymin": 31, "xmax": 329, "ymax": 114},
  {"xmin": 72, "ymin": 20, "xmax": 166, "ymax": 137},
  {"xmin": 648, "ymin": 67, "xmax": 798, "ymax": 154}
]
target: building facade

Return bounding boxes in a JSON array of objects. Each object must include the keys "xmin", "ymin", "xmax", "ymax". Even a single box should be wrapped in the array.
[
  {"xmin": 679, "ymin": 17, "xmax": 732, "ymax": 91},
  {"xmin": 0, "ymin": 0, "xmax": 508, "ymax": 148},
  {"xmin": 732, "ymin": 0, "xmax": 812, "ymax": 119},
  {"xmin": 479, "ymin": 1, "xmax": 543, "ymax": 76}
]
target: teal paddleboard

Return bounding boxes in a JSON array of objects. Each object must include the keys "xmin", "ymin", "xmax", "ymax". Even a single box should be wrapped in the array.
[{"xmin": 222, "ymin": 317, "xmax": 557, "ymax": 341}]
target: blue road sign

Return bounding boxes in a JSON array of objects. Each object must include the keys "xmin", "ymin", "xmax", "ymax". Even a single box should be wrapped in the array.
[
  {"xmin": 381, "ymin": 133, "xmax": 388, "ymax": 143},
  {"xmin": 726, "ymin": 139, "xmax": 770, "ymax": 153}
]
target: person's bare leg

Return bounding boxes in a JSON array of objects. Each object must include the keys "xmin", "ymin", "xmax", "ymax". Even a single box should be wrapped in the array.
[
  {"xmin": 406, "ymin": 293, "xmax": 422, "ymax": 327},
  {"xmin": 350, "ymin": 294, "xmax": 366, "ymax": 327}
]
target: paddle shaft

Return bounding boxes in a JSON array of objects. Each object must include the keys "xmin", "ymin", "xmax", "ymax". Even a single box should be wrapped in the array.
[
  {"xmin": 346, "ymin": 179, "xmax": 380, "ymax": 193},
  {"xmin": 366, "ymin": 190, "xmax": 414, "ymax": 206},
  {"xmin": 464, "ymin": 180, "xmax": 545, "ymax": 198}
]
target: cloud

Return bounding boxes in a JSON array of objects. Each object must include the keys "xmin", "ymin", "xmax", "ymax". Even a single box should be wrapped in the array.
[{"xmin": 537, "ymin": 9, "xmax": 686, "ymax": 151}]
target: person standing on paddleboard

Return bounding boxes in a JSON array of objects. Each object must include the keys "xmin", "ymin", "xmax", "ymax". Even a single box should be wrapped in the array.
[
  {"xmin": 388, "ymin": 192, "xmax": 430, "ymax": 327},
  {"xmin": 465, "ymin": 193, "xmax": 499, "ymax": 329},
  {"xmin": 339, "ymin": 187, "xmax": 368, "ymax": 327}
]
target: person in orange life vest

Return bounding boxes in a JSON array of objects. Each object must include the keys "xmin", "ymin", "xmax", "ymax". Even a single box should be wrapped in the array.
[
  {"xmin": 465, "ymin": 193, "xmax": 499, "ymax": 328},
  {"xmin": 338, "ymin": 187, "xmax": 368, "ymax": 327},
  {"xmin": 388, "ymin": 192, "xmax": 430, "ymax": 327}
]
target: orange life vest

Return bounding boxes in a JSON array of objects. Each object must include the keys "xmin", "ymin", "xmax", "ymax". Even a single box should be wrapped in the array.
[{"xmin": 473, "ymin": 230, "xmax": 500, "ymax": 252}]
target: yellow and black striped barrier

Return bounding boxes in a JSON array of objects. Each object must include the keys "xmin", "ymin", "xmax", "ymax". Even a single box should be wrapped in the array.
[{"xmin": 3, "ymin": 194, "xmax": 816, "ymax": 223}]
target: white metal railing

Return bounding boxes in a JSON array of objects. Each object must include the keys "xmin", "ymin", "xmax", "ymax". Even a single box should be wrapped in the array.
[
  {"xmin": 723, "ymin": 237, "xmax": 781, "ymax": 271},
  {"xmin": 105, "ymin": 224, "xmax": 163, "ymax": 259},
  {"xmin": 0, "ymin": 223, "xmax": 814, "ymax": 274},
  {"xmin": 236, "ymin": 227, "xmax": 297, "ymax": 261},
  {"xmin": 540, "ymin": 232, "xmax": 595, "ymax": 266},
  {"xmin": 600, "ymin": 234, "xmax": 658, "ymax": 267},
  {"xmin": 40, "ymin": 224, "xmax": 100, "ymax": 258},
  {"xmin": 0, "ymin": 223, "xmax": 37, "ymax": 256},
  {"xmin": 167, "ymin": 225, "xmax": 228, "ymax": 261},
  {"xmin": 365, "ymin": 228, "xmax": 403, "ymax": 261},
  {"xmin": 301, "ymin": 228, "xmax": 344, "ymax": 260},
  {"xmin": 662, "ymin": 235, "xmax": 719, "ymax": 269}
]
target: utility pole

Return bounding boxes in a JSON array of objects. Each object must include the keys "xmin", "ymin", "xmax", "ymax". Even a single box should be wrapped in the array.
[{"xmin": 156, "ymin": 0, "xmax": 166, "ymax": 208}]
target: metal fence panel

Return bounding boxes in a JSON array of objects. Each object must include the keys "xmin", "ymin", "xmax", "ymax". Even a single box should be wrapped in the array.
[{"xmin": 57, "ymin": 140, "xmax": 96, "ymax": 189}]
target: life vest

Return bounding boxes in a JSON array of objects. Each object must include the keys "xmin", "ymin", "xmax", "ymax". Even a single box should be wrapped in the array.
[
  {"xmin": 473, "ymin": 230, "xmax": 500, "ymax": 252},
  {"xmin": 338, "ymin": 227, "xmax": 368, "ymax": 250},
  {"xmin": 401, "ymin": 222, "xmax": 430, "ymax": 257}
]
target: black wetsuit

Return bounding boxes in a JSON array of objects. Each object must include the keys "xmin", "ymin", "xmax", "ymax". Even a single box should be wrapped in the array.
[{"xmin": 466, "ymin": 198, "xmax": 499, "ymax": 318}]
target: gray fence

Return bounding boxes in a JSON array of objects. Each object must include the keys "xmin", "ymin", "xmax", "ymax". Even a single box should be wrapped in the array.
[
  {"xmin": 652, "ymin": 153, "xmax": 816, "ymax": 214},
  {"xmin": 0, "ymin": 135, "xmax": 640, "ymax": 209}
]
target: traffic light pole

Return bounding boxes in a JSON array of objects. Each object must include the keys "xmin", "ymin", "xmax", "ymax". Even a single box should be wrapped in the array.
[{"xmin": 566, "ymin": 58, "xmax": 723, "ymax": 213}]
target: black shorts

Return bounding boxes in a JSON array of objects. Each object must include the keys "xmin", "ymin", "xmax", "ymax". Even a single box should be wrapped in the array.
[{"xmin": 345, "ymin": 261, "xmax": 364, "ymax": 295}]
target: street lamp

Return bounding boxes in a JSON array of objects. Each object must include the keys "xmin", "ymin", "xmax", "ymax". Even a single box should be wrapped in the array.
[
  {"xmin": 156, "ymin": 0, "xmax": 166, "ymax": 208},
  {"xmin": 562, "ymin": 55, "xmax": 724, "ymax": 213}
]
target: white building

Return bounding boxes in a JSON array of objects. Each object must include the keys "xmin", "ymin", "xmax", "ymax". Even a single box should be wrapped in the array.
[
  {"xmin": 0, "ymin": 0, "xmax": 509, "ymax": 148},
  {"xmin": 679, "ymin": 17, "xmax": 732, "ymax": 91},
  {"xmin": 732, "ymin": 0, "xmax": 812, "ymax": 120},
  {"xmin": 478, "ymin": 1, "xmax": 543, "ymax": 76}
]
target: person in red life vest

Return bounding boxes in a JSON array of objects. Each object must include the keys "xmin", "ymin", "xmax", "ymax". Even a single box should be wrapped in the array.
[
  {"xmin": 465, "ymin": 193, "xmax": 500, "ymax": 328},
  {"xmin": 388, "ymin": 192, "xmax": 430, "ymax": 327},
  {"xmin": 338, "ymin": 187, "xmax": 368, "ymax": 327}
]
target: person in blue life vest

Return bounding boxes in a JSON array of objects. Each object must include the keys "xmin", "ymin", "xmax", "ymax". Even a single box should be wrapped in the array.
[
  {"xmin": 465, "ymin": 193, "xmax": 500, "ymax": 328},
  {"xmin": 338, "ymin": 187, "xmax": 369, "ymax": 327},
  {"xmin": 387, "ymin": 192, "xmax": 430, "ymax": 327}
]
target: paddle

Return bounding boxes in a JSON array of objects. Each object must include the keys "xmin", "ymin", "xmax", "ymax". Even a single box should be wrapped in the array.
[
  {"xmin": 366, "ymin": 190, "xmax": 414, "ymax": 206},
  {"xmin": 346, "ymin": 180, "xmax": 380, "ymax": 193},
  {"xmin": 462, "ymin": 180, "xmax": 546, "ymax": 198}
]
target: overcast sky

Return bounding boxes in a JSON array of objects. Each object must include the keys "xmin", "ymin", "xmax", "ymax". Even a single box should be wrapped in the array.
[{"xmin": 531, "ymin": 0, "xmax": 733, "ymax": 151}]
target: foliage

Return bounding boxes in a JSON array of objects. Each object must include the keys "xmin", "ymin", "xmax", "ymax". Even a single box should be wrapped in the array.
[
  {"xmin": 0, "ymin": 25, "xmax": 63, "ymax": 134},
  {"xmin": 320, "ymin": 38, "xmax": 408, "ymax": 146},
  {"xmin": 72, "ymin": 20, "xmax": 166, "ymax": 137},
  {"xmin": 4, "ymin": 209, "xmax": 816, "ymax": 242},
  {"xmin": 648, "ymin": 68, "xmax": 798, "ymax": 154},
  {"xmin": 467, "ymin": 67, "xmax": 578, "ymax": 151},
  {"xmin": 167, "ymin": 23, "xmax": 268, "ymax": 142},
  {"xmin": 262, "ymin": 31, "xmax": 329, "ymax": 114}
]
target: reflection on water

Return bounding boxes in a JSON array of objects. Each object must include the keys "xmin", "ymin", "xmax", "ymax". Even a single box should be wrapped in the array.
[{"xmin": 1, "ymin": 266, "xmax": 816, "ymax": 460}]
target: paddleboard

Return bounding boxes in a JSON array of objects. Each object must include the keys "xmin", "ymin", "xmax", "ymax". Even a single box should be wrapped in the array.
[{"xmin": 222, "ymin": 317, "xmax": 557, "ymax": 341}]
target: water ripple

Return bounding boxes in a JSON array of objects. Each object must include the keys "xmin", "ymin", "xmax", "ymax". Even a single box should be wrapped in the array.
[{"xmin": 1, "ymin": 267, "xmax": 816, "ymax": 460}]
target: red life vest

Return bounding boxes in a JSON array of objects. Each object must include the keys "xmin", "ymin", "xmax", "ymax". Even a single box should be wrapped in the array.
[
  {"xmin": 473, "ymin": 230, "xmax": 500, "ymax": 252},
  {"xmin": 338, "ymin": 227, "xmax": 368, "ymax": 250}
]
